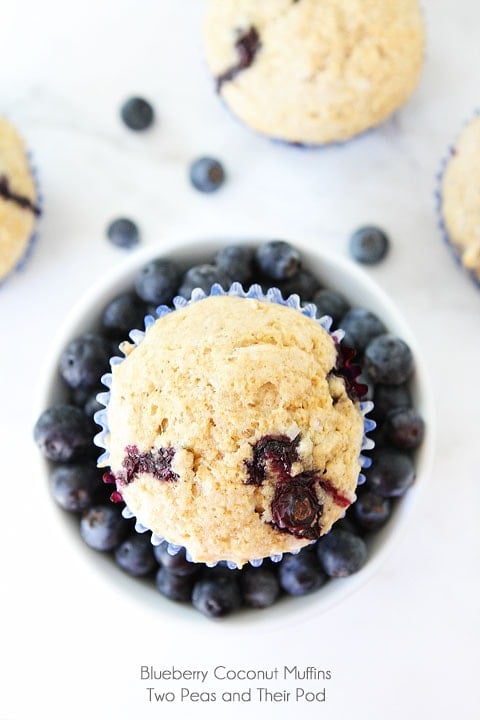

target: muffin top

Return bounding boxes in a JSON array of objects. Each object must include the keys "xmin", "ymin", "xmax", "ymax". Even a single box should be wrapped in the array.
[
  {"xmin": 204, "ymin": 0, "xmax": 425, "ymax": 145},
  {"xmin": 0, "ymin": 117, "xmax": 39, "ymax": 281},
  {"xmin": 102, "ymin": 294, "xmax": 365, "ymax": 567},
  {"xmin": 441, "ymin": 115, "xmax": 480, "ymax": 281}
]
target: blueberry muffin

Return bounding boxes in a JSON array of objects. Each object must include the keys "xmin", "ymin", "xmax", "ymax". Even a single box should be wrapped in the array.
[
  {"xmin": 439, "ymin": 114, "xmax": 480, "ymax": 283},
  {"xmin": 97, "ymin": 288, "xmax": 368, "ymax": 568},
  {"xmin": 0, "ymin": 116, "xmax": 40, "ymax": 282},
  {"xmin": 203, "ymin": 0, "xmax": 425, "ymax": 145}
]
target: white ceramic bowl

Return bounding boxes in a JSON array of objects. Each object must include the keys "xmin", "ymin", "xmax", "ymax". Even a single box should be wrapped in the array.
[{"xmin": 34, "ymin": 238, "xmax": 435, "ymax": 627}]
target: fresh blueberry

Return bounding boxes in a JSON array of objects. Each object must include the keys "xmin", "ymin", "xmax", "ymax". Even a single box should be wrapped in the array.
[
  {"xmin": 317, "ymin": 529, "xmax": 367, "ymax": 577},
  {"xmin": 120, "ymin": 97, "xmax": 155, "ymax": 131},
  {"xmin": 215, "ymin": 245, "xmax": 254, "ymax": 286},
  {"xmin": 189, "ymin": 157, "xmax": 225, "ymax": 193},
  {"xmin": 156, "ymin": 567, "xmax": 196, "ymax": 602},
  {"xmin": 83, "ymin": 391, "xmax": 104, "ymax": 419},
  {"xmin": 312, "ymin": 288, "xmax": 350, "ymax": 324},
  {"xmin": 59, "ymin": 333, "xmax": 112, "ymax": 391},
  {"xmin": 192, "ymin": 569, "xmax": 242, "ymax": 618},
  {"xmin": 278, "ymin": 550, "xmax": 328, "ymax": 596},
  {"xmin": 372, "ymin": 382, "xmax": 412, "ymax": 422},
  {"xmin": 353, "ymin": 491, "xmax": 392, "ymax": 531},
  {"xmin": 339, "ymin": 308, "xmax": 386, "ymax": 353},
  {"xmin": 365, "ymin": 334, "xmax": 414, "ymax": 384},
  {"xmin": 153, "ymin": 542, "xmax": 198, "ymax": 576},
  {"xmin": 255, "ymin": 240, "xmax": 301, "ymax": 281},
  {"xmin": 34, "ymin": 405, "xmax": 93, "ymax": 463},
  {"xmin": 106, "ymin": 218, "xmax": 140, "ymax": 249},
  {"xmin": 50, "ymin": 463, "xmax": 103, "ymax": 512},
  {"xmin": 177, "ymin": 263, "xmax": 232, "ymax": 299},
  {"xmin": 240, "ymin": 566, "xmax": 280, "ymax": 609},
  {"xmin": 102, "ymin": 291, "xmax": 148, "ymax": 339},
  {"xmin": 366, "ymin": 448, "xmax": 415, "ymax": 497},
  {"xmin": 349, "ymin": 226, "xmax": 390, "ymax": 265},
  {"xmin": 385, "ymin": 408, "xmax": 425, "ymax": 450},
  {"xmin": 114, "ymin": 532, "xmax": 158, "ymax": 576},
  {"xmin": 276, "ymin": 268, "xmax": 321, "ymax": 301},
  {"xmin": 134, "ymin": 258, "xmax": 181, "ymax": 305},
  {"xmin": 80, "ymin": 504, "xmax": 130, "ymax": 551}
]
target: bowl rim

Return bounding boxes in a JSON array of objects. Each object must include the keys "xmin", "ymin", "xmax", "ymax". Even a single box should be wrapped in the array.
[{"xmin": 33, "ymin": 237, "xmax": 436, "ymax": 630}]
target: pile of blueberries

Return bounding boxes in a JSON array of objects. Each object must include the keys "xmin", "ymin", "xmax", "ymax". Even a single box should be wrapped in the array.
[{"xmin": 33, "ymin": 239, "xmax": 425, "ymax": 619}]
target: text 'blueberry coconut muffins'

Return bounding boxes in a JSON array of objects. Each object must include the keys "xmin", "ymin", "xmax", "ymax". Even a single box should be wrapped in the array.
[
  {"xmin": 438, "ymin": 114, "xmax": 480, "ymax": 284},
  {"xmin": 0, "ymin": 116, "xmax": 41, "ymax": 283},
  {"xmin": 203, "ymin": 0, "xmax": 425, "ymax": 145},
  {"xmin": 95, "ymin": 284, "xmax": 375, "ymax": 569}
]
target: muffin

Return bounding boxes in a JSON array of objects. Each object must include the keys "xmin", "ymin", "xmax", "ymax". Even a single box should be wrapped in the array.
[
  {"xmin": 0, "ymin": 116, "xmax": 41, "ymax": 283},
  {"xmin": 203, "ymin": 0, "xmax": 425, "ymax": 145},
  {"xmin": 439, "ymin": 114, "xmax": 480, "ymax": 284},
  {"xmin": 96, "ymin": 285, "xmax": 372, "ymax": 568}
]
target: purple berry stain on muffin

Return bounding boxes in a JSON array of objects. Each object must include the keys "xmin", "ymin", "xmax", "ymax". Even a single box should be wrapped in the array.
[
  {"xmin": 332, "ymin": 345, "xmax": 368, "ymax": 402},
  {"xmin": 108, "ymin": 445, "xmax": 179, "ymax": 497},
  {"xmin": 271, "ymin": 474, "xmax": 321, "ymax": 540},
  {"xmin": 0, "ymin": 174, "xmax": 41, "ymax": 216},
  {"xmin": 216, "ymin": 26, "xmax": 261, "ymax": 90},
  {"xmin": 245, "ymin": 434, "xmax": 300, "ymax": 485}
]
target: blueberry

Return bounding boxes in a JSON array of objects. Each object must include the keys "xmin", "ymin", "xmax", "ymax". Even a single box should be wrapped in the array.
[
  {"xmin": 50, "ymin": 463, "xmax": 102, "ymax": 512},
  {"xmin": 312, "ymin": 288, "xmax": 350, "ymax": 324},
  {"xmin": 353, "ymin": 491, "xmax": 392, "ymax": 531},
  {"xmin": 153, "ymin": 542, "xmax": 198, "ymax": 576},
  {"xmin": 366, "ymin": 448, "xmax": 415, "ymax": 497},
  {"xmin": 385, "ymin": 408, "xmax": 425, "ymax": 450},
  {"xmin": 83, "ymin": 391, "xmax": 104, "ymax": 419},
  {"xmin": 156, "ymin": 567, "xmax": 197, "ymax": 602},
  {"xmin": 192, "ymin": 570, "xmax": 242, "ymax": 618},
  {"xmin": 215, "ymin": 245, "xmax": 254, "ymax": 285},
  {"xmin": 120, "ymin": 97, "xmax": 155, "ymax": 131},
  {"xmin": 34, "ymin": 405, "xmax": 93, "ymax": 462},
  {"xmin": 317, "ymin": 530, "xmax": 367, "ymax": 577},
  {"xmin": 372, "ymin": 382, "xmax": 412, "ymax": 422},
  {"xmin": 59, "ymin": 333, "xmax": 112, "ymax": 391},
  {"xmin": 80, "ymin": 504, "xmax": 129, "ymax": 551},
  {"xmin": 364, "ymin": 334, "xmax": 414, "ymax": 385},
  {"xmin": 134, "ymin": 258, "xmax": 181, "ymax": 305},
  {"xmin": 240, "ymin": 566, "xmax": 280, "ymax": 609},
  {"xmin": 339, "ymin": 308, "xmax": 386, "ymax": 353},
  {"xmin": 276, "ymin": 268, "xmax": 321, "ymax": 301},
  {"xmin": 114, "ymin": 532, "xmax": 158, "ymax": 576},
  {"xmin": 177, "ymin": 263, "xmax": 232, "ymax": 299},
  {"xmin": 189, "ymin": 157, "xmax": 225, "ymax": 193},
  {"xmin": 278, "ymin": 550, "xmax": 327, "ymax": 596},
  {"xmin": 349, "ymin": 226, "xmax": 390, "ymax": 265},
  {"xmin": 106, "ymin": 218, "xmax": 140, "ymax": 249},
  {"xmin": 102, "ymin": 292, "xmax": 148, "ymax": 339},
  {"xmin": 255, "ymin": 240, "xmax": 301, "ymax": 281}
]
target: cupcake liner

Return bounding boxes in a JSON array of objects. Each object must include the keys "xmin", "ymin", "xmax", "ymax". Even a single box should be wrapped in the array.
[
  {"xmin": 94, "ymin": 282, "xmax": 376, "ymax": 570},
  {"xmin": 435, "ymin": 110, "xmax": 480, "ymax": 290}
]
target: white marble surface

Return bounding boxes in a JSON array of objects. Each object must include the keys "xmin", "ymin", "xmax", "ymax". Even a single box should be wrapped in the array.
[{"xmin": 0, "ymin": 1, "xmax": 479, "ymax": 718}]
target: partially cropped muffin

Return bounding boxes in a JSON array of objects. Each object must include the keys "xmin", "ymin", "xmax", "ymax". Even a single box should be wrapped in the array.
[
  {"xmin": 204, "ymin": 0, "xmax": 425, "ymax": 145},
  {"xmin": 96, "ymin": 288, "xmax": 370, "ymax": 568},
  {"xmin": 439, "ymin": 114, "xmax": 480, "ymax": 283},
  {"xmin": 0, "ymin": 116, "xmax": 40, "ymax": 283}
]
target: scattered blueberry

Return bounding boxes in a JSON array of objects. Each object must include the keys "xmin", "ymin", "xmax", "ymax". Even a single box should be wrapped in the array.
[
  {"xmin": 177, "ymin": 263, "xmax": 232, "ymax": 298},
  {"xmin": 192, "ymin": 570, "xmax": 242, "ymax": 617},
  {"xmin": 134, "ymin": 258, "xmax": 181, "ymax": 306},
  {"xmin": 50, "ymin": 463, "xmax": 103, "ymax": 512},
  {"xmin": 255, "ymin": 240, "xmax": 301, "ymax": 281},
  {"xmin": 277, "ymin": 268, "xmax": 321, "ymax": 301},
  {"xmin": 80, "ymin": 504, "xmax": 130, "ymax": 551},
  {"xmin": 215, "ymin": 245, "xmax": 254, "ymax": 285},
  {"xmin": 312, "ymin": 288, "xmax": 350, "ymax": 324},
  {"xmin": 364, "ymin": 334, "xmax": 414, "ymax": 384},
  {"xmin": 385, "ymin": 407, "xmax": 425, "ymax": 450},
  {"xmin": 106, "ymin": 218, "xmax": 140, "ymax": 249},
  {"xmin": 189, "ymin": 157, "xmax": 225, "ymax": 193},
  {"xmin": 366, "ymin": 448, "xmax": 415, "ymax": 497},
  {"xmin": 153, "ymin": 542, "xmax": 198, "ymax": 576},
  {"xmin": 340, "ymin": 308, "xmax": 386, "ymax": 353},
  {"xmin": 349, "ymin": 226, "xmax": 390, "ymax": 265},
  {"xmin": 353, "ymin": 491, "xmax": 392, "ymax": 531},
  {"xmin": 83, "ymin": 391, "xmax": 104, "ymax": 419},
  {"xmin": 102, "ymin": 292, "xmax": 148, "ymax": 339},
  {"xmin": 240, "ymin": 566, "xmax": 280, "ymax": 608},
  {"xmin": 373, "ymin": 382, "xmax": 412, "ymax": 421},
  {"xmin": 59, "ymin": 333, "xmax": 112, "ymax": 391},
  {"xmin": 156, "ymin": 568, "xmax": 197, "ymax": 602},
  {"xmin": 34, "ymin": 405, "xmax": 93, "ymax": 462},
  {"xmin": 317, "ymin": 530, "xmax": 367, "ymax": 577},
  {"xmin": 120, "ymin": 97, "xmax": 155, "ymax": 131},
  {"xmin": 278, "ymin": 550, "xmax": 327, "ymax": 596},
  {"xmin": 114, "ymin": 532, "xmax": 158, "ymax": 576}
]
